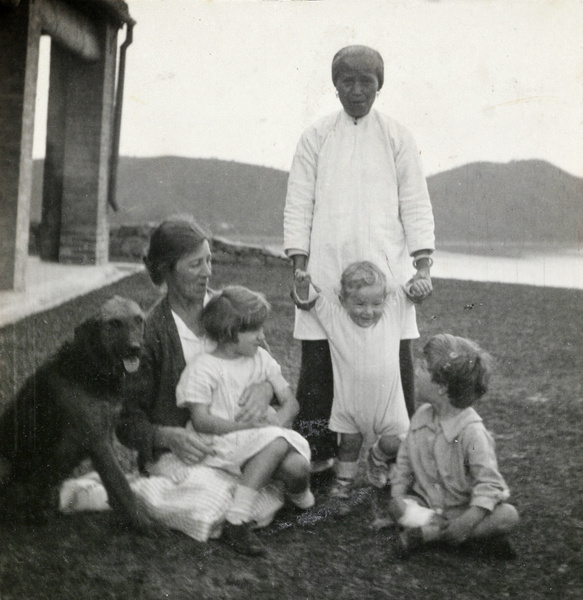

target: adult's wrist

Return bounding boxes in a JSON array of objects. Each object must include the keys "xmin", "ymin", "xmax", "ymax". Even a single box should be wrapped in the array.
[
  {"xmin": 415, "ymin": 265, "xmax": 432, "ymax": 279},
  {"xmin": 291, "ymin": 254, "xmax": 307, "ymax": 272},
  {"xmin": 412, "ymin": 250, "xmax": 433, "ymax": 271}
]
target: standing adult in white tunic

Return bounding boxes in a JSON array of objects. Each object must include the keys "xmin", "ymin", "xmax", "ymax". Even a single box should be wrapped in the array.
[{"xmin": 283, "ymin": 45, "xmax": 435, "ymax": 469}]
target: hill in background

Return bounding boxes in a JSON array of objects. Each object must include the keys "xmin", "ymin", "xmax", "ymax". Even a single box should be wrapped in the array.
[{"xmin": 31, "ymin": 157, "xmax": 582, "ymax": 251}]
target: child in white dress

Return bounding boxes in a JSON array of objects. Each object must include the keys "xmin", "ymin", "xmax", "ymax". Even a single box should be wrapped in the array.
[
  {"xmin": 176, "ymin": 285, "xmax": 313, "ymax": 556},
  {"xmin": 294, "ymin": 261, "xmax": 425, "ymax": 499}
]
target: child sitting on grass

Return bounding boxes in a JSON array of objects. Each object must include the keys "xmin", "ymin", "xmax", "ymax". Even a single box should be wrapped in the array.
[
  {"xmin": 175, "ymin": 286, "xmax": 313, "ymax": 557},
  {"xmin": 294, "ymin": 261, "xmax": 424, "ymax": 499},
  {"xmin": 389, "ymin": 333, "xmax": 519, "ymax": 558}
]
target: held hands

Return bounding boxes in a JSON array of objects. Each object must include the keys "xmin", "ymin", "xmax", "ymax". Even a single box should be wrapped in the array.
[
  {"xmin": 259, "ymin": 406, "xmax": 282, "ymax": 427},
  {"xmin": 291, "ymin": 270, "xmax": 320, "ymax": 310},
  {"xmin": 404, "ymin": 267, "xmax": 433, "ymax": 304}
]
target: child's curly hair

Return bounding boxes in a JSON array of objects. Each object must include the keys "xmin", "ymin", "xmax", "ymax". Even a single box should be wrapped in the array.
[
  {"xmin": 339, "ymin": 261, "xmax": 387, "ymax": 301},
  {"xmin": 423, "ymin": 334, "xmax": 493, "ymax": 408},
  {"xmin": 200, "ymin": 285, "xmax": 270, "ymax": 344}
]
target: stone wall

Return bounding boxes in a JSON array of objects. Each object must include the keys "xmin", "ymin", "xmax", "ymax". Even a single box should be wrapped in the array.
[{"xmin": 29, "ymin": 222, "xmax": 289, "ymax": 266}]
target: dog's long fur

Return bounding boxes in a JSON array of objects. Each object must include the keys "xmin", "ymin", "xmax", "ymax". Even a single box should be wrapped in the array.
[{"xmin": 0, "ymin": 296, "xmax": 153, "ymax": 531}]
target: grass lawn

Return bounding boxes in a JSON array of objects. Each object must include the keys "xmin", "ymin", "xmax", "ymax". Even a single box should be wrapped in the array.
[{"xmin": 1, "ymin": 259, "xmax": 582, "ymax": 600}]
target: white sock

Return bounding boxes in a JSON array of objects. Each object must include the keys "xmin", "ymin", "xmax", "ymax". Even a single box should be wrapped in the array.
[
  {"xmin": 225, "ymin": 485, "xmax": 258, "ymax": 525},
  {"xmin": 334, "ymin": 460, "xmax": 359, "ymax": 484}
]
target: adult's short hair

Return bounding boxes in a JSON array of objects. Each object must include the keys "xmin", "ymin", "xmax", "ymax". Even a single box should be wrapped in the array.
[{"xmin": 144, "ymin": 215, "xmax": 210, "ymax": 286}]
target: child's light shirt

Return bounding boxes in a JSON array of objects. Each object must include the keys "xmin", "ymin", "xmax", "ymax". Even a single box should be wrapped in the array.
[
  {"xmin": 312, "ymin": 292, "xmax": 410, "ymax": 441},
  {"xmin": 175, "ymin": 347, "xmax": 310, "ymax": 475},
  {"xmin": 177, "ymin": 347, "xmax": 288, "ymax": 421},
  {"xmin": 392, "ymin": 403, "xmax": 510, "ymax": 514}
]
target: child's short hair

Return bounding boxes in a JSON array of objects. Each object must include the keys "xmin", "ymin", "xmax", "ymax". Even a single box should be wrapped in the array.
[
  {"xmin": 200, "ymin": 285, "xmax": 270, "ymax": 344},
  {"xmin": 339, "ymin": 261, "xmax": 387, "ymax": 301},
  {"xmin": 423, "ymin": 334, "xmax": 493, "ymax": 408}
]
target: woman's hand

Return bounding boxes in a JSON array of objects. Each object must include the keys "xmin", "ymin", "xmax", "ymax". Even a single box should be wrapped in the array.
[
  {"xmin": 405, "ymin": 252, "xmax": 433, "ymax": 303},
  {"xmin": 155, "ymin": 426, "xmax": 213, "ymax": 465},
  {"xmin": 235, "ymin": 381, "xmax": 273, "ymax": 424},
  {"xmin": 294, "ymin": 270, "xmax": 311, "ymax": 301},
  {"xmin": 260, "ymin": 406, "xmax": 282, "ymax": 426}
]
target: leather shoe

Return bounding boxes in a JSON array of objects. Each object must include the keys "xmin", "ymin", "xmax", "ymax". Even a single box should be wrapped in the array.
[{"xmin": 222, "ymin": 522, "xmax": 266, "ymax": 557}]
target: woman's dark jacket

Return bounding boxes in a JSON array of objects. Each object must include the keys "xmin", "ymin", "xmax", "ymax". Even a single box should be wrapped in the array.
[{"xmin": 117, "ymin": 295, "xmax": 189, "ymax": 469}]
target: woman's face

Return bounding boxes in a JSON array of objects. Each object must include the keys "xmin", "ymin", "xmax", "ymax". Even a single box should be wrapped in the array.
[
  {"xmin": 335, "ymin": 64, "xmax": 379, "ymax": 119},
  {"xmin": 165, "ymin": 240, "xmax": 212, "ymax": 303}
]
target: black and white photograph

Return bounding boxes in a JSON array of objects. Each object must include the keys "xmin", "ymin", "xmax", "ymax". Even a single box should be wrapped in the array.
[{"xmin": 1, "ymin": 0, "xmax": 582, "ymax": 598}]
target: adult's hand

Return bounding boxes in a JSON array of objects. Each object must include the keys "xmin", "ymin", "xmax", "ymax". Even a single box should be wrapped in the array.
[
  {"xmin": 405, "ymin": 269, "xmax": 433, "ymax": 304},
  {"xmin": 235, "ymin": 381, "xmax": 273, "ymax": 424},
  {"xmin": 155, "ymin": 426, "xmax": 213, "ymax": 465}
]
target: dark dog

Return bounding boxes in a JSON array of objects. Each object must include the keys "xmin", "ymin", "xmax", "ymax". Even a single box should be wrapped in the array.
[{"xmin": 0, "ymin": 296, "xmax": 154, "ymax": 531}]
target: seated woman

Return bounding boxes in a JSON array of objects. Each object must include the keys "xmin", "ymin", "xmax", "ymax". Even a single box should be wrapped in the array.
[{"xmin": 115, "ymin": 215, "xmax": 286, "ymax": 546}]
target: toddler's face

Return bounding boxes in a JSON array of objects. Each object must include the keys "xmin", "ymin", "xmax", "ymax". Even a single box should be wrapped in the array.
[
  {"xmin": 341, "ymin": 284, "xmax": 386, "ymax": 328},
  {"xmin": 234, "ymin": 327, "xmax": 265, "ymax": 357}
]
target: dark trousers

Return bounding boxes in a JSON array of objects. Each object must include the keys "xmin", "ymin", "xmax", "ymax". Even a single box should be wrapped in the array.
[{"xmin": 294, "ymin": 339, "xmax": 416, "ymax": 462}]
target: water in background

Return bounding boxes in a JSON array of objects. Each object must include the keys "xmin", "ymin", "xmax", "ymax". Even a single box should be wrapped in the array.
[{"xmin": 233, "ymin": 235, "xmax": 583, "ymax": 290}]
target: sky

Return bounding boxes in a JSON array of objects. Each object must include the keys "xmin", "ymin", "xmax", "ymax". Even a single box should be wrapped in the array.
[{"xmin": 33, "ymin": 0, "xmax": 583, "ymax": 178}]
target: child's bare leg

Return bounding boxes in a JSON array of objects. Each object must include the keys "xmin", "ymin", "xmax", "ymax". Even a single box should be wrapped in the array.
[
  {"xmin": 227, "ymin": 438, "xmax": 289, "ymax": 524},
  {"xmin": 377, "ymin": 434, "xmax": 400, "ymax": 460},
  {"xmin": 337, "ymin": 433, "xmax": 363, "ymax": 463},
  {"xmin": 274, "ymin": 450, "xmax": 310, "ymax": 493},
  {"xmin": 331, "ymin": 433, "xmax": 363, "ymax": 498},
  {"xmin": 241, "ymin": 438, "xmax": 291, "ymax": 490},
  {"xmin": 223, "ymin": 438, "xmax": 290, "ymax": 557},
  {"xmin": 469, "ymin": 503, "xmax": 520, "ymax": 540},
  {"xmin": 275, "ymin": 450, "xmax": 315, "ymax": 509},
  {"xmin": 367, "ymin": 434, "xmax": 400, "ymax": 488}
]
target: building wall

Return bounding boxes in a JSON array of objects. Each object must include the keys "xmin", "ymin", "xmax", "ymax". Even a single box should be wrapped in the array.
[
  {"xmin": 0, "ymin": 1, "xmax": 41, "ymax": 290},
  {"xmin": 1, "ymin": 0, "xmax": 125, "ymax": 289}
]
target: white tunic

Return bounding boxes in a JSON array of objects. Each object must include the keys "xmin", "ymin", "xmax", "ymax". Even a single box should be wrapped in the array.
[
  {"xmin": 176, "ymin": 347, "xmax": 310, "ymax": 475},
  {"xmin": 284, "ymin": 109, "xmax": 435, "ymax": 340},
  {"xmin": 312, "ymin": 293, "xmax": 411, "ymax": 444}
]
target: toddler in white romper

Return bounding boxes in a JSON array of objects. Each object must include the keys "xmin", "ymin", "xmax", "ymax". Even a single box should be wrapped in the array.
[{"xmin": 295, "ymin": 261, "xmax": 422, "ymax": 498}]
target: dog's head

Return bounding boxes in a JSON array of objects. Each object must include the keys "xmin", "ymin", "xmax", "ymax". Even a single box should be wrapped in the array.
[
  {"xmin": 73, "ymin": 296, "xmax": 146, "ymax": 377},
  {"xmin": 98, "ymin": 296, "xmax": 146, "ymax": 374}
]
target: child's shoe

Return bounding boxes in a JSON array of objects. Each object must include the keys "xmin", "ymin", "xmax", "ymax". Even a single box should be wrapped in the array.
[
  {"xmin": 221, "ymin": 522, "xmax": 266, "ymax": 557},
  {"xmin": 287, "ymin": 488, "xmax": 316, "ymax": 510},
  {"xmin": 366, "ymin": 449, "xmax": 393, "ymax": 489},
  {"xmin": 329, "ymin": 477, "xmax": 354, "ymax": 499}
]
